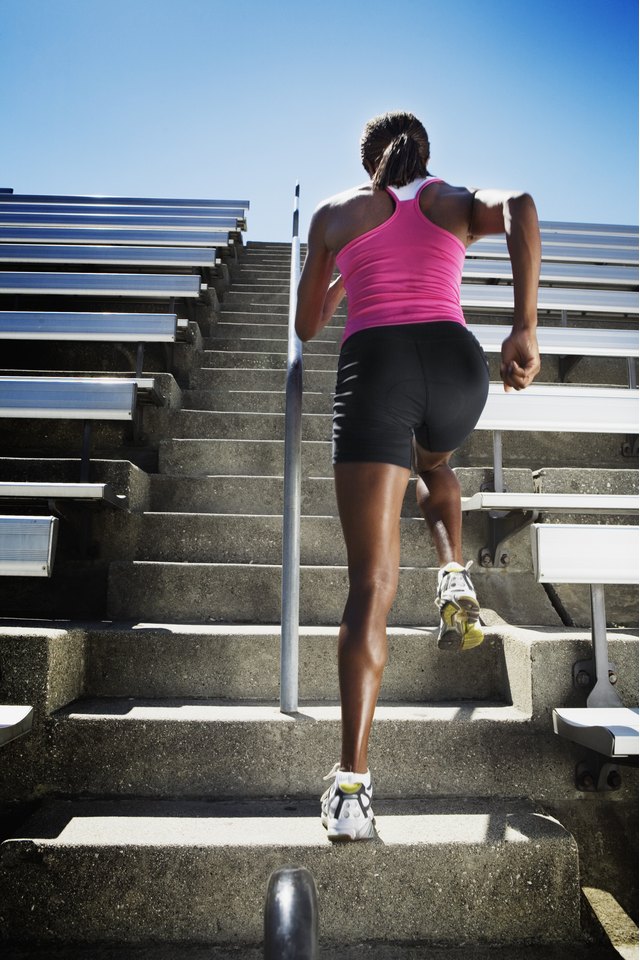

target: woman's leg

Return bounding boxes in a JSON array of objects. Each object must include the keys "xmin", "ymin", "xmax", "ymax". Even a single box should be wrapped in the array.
[
  {"xmin": 334, "ymin": 460, "xmax": 411, "ymax": 773},
  {"xmin": 413, "ymin": 442, "xmax": 461, "ymax": 566},
  {"xmin": 413, "ymin": 440, "xmax": 483, "ymax": 649}
]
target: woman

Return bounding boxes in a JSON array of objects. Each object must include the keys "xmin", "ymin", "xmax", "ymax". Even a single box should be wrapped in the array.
[{"xmin": 295, "ymin": 111, "xmax": 541, "ymax": 841}]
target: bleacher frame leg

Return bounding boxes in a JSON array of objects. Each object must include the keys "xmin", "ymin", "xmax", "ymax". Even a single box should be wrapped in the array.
[
  {"xmin": 586, "ymin": 583, "xmax": 623, "ymax": 709},
  {"xmin": 80, "ymin": 421, "xmax": 92, "ymax": 483},
  {"xmin": 492, "ymin": 431, "xmax": 505, "ymax": 493}
]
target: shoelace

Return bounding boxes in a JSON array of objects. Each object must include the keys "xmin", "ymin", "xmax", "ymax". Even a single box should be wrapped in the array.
[
  {"xmin": 441, "ymin": 560, "xmax": 475, "ymax": 594},
  {"xmin": 320, "ymin": 763, "xmax": 341, "ymax": 804}
]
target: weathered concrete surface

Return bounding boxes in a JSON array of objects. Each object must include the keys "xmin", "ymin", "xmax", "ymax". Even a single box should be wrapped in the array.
[
  {"xmin": 28, "ymin": 700, "xmax": 630, "ymax": 803},
  {"xmin": 106, "ymin": 562, "xmax": 560, "ymax": 626},
  {"xmin": 0, "ymin": 798, "xmax": 580, "ymax": 946}
]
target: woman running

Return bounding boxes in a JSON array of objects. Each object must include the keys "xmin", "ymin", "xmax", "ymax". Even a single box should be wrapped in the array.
[{"xmin": 295, "ymin": 111, "xmax": 541, "ymax": 841}]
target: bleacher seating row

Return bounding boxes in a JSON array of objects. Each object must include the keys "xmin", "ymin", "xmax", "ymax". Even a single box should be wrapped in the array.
[{"xmin": 0, "ymin": 187, "xmax": 248, "ymax": 575}]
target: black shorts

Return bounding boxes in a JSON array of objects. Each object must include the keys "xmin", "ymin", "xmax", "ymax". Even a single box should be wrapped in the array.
[{"xmin": 332, "ymin": 321, "xmax": 490, "ymax": 469}]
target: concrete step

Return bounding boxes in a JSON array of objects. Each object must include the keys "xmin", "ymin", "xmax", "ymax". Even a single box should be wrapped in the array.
[
  {"xmin": 147, "ymin": 408, "xmax": 332, "ymax": 442},
  {"xmin": 181, "ymin": 388, "xmax": 329, "ymax": 413},
  {"xmin": 201, "ymin": 349, "xmax": 337, "ymax": 369},
  {"xmin": 114, "ymin": 512, "xmax": 532, "ymax": 572},
  {"xmin": 148, "ymin": 467, "xmax": 536, "ymax": 514},
  {"xmin": 29, "ymin": 700, "xmax": 574, "ymax": 798},
  {"xmin": 81, "ymin": 624, "xmax": 506, "ymax": 703},
  {"xmin": 0, "ymin": 798, "xmax": 581, "ymax": 946},
  {"xmin": 208, "ymin": 336, "xmax": 339, "ymax": 355},
  {"xmin": 192, "ymin": 366, "xmax": 334, "ymax": 391},
  {"xmin": 159, "ymin": 427, "xmax": 630, "ymax": 476},
  {"xmin": 1, "ymin": 944, "xmax": 615, "ymax": 960},
  {"xmin": 159, "ymin": 437, "xmax": 334, "ymax": 476},
  {"xmin": 106, "ymin": 561, "xmax": 558, "ymax": 625}
]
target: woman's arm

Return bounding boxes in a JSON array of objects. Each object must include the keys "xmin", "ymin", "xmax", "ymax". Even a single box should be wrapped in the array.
[
  {"xmin": 295, "ymin": 205, "xmax": 343, "ymax": 342},
  {"xmin": 470, "ymin": 190, "xmax": 542, "ymax": 391}
]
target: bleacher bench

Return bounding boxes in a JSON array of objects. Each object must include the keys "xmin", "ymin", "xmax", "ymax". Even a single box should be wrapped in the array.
[
  {"xmin": 531, "ymin": 523, "xmax": 639, "ymax": 764},
  {"xmin": 463, "ymin": 260, "xmax": 637, "ymax": 288},
  {"xmin": 0, "ymin": 226, "xmax": 235, "ymax": 248},
  {"xmin": 0, "ymin": 514, "xmax": 58, "ymax": 576},
  {"xmin": 0, "ymin": 192, "xmax": 250, "ymax": 212},
  {"xmin": 0, "ymin": 244, "xmax": 219, "ymax": 268},
  {"xmin": 0, "ymin": 272, "xmax": 204, "ymax": 298},
  {"xmin": 0, "ymin": 704, "xmax": 34, "ymax": 748},
  {"xmin": 0, "ymin": 311, "xmax": 189, "ymax": 342},
  {"xmin": 0, "ymin": 211, "xmax": 243, "ymax": 231},
  {"xmin": 0, "ymin": 482, "xmax": 127, "ymax": 510}
]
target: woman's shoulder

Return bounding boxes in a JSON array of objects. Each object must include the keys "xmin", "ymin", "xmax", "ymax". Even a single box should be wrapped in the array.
[{"xmin": 315, "ymin": 181, "xmax": 373, "ymax": 214}]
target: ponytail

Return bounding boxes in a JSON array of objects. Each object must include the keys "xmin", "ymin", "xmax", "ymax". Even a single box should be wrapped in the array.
[
  {"xmin": 361, "ymin": 111, "xmax": 430, "ymax": 191},
  {"xmin": 372, "ymin": 133, "xmax": 425, "ymax": 190}
]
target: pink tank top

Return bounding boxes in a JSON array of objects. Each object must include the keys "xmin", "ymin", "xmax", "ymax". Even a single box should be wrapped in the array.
[{"xmin": 336, "ymin": 177, "xmax": 467, "ymax": 344}]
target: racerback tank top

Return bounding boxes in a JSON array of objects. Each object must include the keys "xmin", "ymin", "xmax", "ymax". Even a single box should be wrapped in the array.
[{"xmin": 336, "ymin": 176, "xmax": 467, "ymax": 344}]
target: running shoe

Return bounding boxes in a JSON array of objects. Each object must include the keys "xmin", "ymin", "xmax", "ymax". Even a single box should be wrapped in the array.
[
  {"xmin": 435, "ymin": 560, "xmax": 484, "ymax": 650},
  {"xmin": 320, "ymin": 763, "xmax": 376, "ymax": 841}
]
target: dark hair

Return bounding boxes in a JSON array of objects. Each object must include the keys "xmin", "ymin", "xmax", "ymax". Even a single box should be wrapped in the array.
[{"xmin": 360, "ymin": 111, "xmax": 430, "ymax": 190}]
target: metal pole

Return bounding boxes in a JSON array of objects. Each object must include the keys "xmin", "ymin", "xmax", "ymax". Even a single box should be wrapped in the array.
[
  {"xmin": 264, "ymin": 866, "xmax": 319, "ymax": 959},
  {"xmin": 587, "ymin": 583, "xmax": 622, "ymax": 708},
  {"xmin": 280, "ymin": 183, "xmax": 303, "ymax": 713}
]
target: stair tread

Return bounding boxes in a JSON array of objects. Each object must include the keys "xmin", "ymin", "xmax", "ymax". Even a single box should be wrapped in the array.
[
  {"xmin": 56, "ymin": 699, "xmax": 521, "ymax": 722},
  {"xmin": 1, "ymin": 795, "xmax": 564, "ymax": 847}
]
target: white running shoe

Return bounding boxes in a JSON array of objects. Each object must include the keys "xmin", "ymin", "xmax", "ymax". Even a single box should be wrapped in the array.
[
  {"xmin": 320, "ymin": 763, "xmax": 376, "ymax": 842},
  {"xmin": 435, "ymin": 560, "xmax": 484, "ymax": 651}
]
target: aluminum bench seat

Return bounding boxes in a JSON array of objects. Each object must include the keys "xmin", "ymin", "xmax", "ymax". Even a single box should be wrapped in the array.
[
  {"xmin": 0, "ymin": 481, "xmax": 126, "ymax": 509},
  {"xmin": 552, "ymin": 708, "xmax": 639, "ymax": 758},
  {"xmin": 0, "ymin": 514, "xmax": 58, "ymax": 577},
  {"xmin": 460, "ymin": 284, "xmax": 637, "ymax": 317},
  {"xmin": 0, "ymin": 272, "xmax": 203, "ymax": 298},
  {"xmin": 0, "ymin": 704, "xmax": 34, "ymax": 747},
  {"xmin": 467, "ymin": 240, "xmax": 638, "ymax": 266},
  {"xmin": 0, "ymin": 311, "xmax": 189, "ymax": 341},
  {"xmin": 0, "ymin": 202, "xmax": 247, "ymax": 221},
  {"xmin": 468, "ymin": 324, "xmax": 638, "ymax": 358},
  {"xmin": 463, "ymin": 259, "xmax": 637, "ymax": 288},
  {"xmin": 0, "ymin": 244, "xmax": 218, "ymax": 268},
  {"xmin": 0, "ymin": 212, "xmax": 243, "ymax": 231},
  {"xmin": 0, "ymin": 377, "xmax": 139, "ymax": 418},
  {"xmin": 478, "ymin": 383, "xmax": 638, "ymax": 434},
  {"xmin": 463, "ymin": 492, "xmax": 638, "ymax": 567},
  {"xmin": 462, "ymin": 492, "xmax": 638, "ymax": 514},
  {"xmin": 531, "ymin": 523, "xmax": 639, "ymax": 764},
  {"xmin": 480, "ymin": 230, "xmax": 638, "ymax": 250},
  {"xmin": 0, "ymin": 226, "xmax": 234, "ymax": 247},
  {"xmin": 536, "ymin": 221, "xmax": 638, "ymax": 239},
  {"xmin": 0, "ymin": 193, "xmax": 250, "ymax": 211}
]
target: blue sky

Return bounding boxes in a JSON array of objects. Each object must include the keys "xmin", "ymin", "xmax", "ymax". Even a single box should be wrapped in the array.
[{"xmin": 1, "ymin": 0, "xmax": 637, "ymax": 241}]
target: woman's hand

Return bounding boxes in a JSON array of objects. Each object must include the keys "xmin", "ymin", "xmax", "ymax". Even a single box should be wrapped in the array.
[{"xmin": 500, "ymin": 328, "xmax": 541, "ymax": 391}]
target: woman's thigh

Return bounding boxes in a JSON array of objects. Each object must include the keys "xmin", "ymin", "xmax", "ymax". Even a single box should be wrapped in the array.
[{"xmin": 334, "ymin": 462, "xmax": 410, "ymax": 591}]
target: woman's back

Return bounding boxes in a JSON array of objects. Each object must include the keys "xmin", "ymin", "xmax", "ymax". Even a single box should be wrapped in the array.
[{"xmin": 335, "ymin": 177, "xmax": 468, "ymax": 342}]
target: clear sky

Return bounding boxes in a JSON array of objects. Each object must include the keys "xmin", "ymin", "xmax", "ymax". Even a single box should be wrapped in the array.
[{"xmin": 1, "ymin": 0, "xmax": 637, "ymax": 241}]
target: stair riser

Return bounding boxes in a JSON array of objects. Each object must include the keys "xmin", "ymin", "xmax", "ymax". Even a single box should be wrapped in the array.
[
  {"xmin": 110, "ymin": 513, "xmax": 532, "ymax": 570},
  {"xmin": 83, "ymin": 631, "xmax": 505, "ymax": 702},
  {"xmin": 106, "ymin": 563, "xmax": 558, "ymax": 626},
  {"xmin": 0, "ymin": 814, "xmax": 580, "ymax": 945},
  {"xmin": 32, "ymin": 710, "xmax": 592, "ymax": 807},
  {"xmin": 148, "ymin": 468, "xmax": 537, "ymax": 514}
]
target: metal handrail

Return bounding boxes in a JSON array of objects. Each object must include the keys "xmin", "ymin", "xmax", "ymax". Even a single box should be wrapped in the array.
[{"xmin": 280, "ymin": 183, "xmax": 302, "ymax": 713}]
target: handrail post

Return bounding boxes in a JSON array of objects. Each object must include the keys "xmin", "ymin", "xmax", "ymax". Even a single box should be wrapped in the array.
[{"xmin": 280, "ymin": 183, "xmax": 302, "ymax": 713}]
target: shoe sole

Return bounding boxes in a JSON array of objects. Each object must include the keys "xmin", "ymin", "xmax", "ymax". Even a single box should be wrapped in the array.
[
  {"xmin": 437, "ymin": 596, "xmax": 483, "ymax": 651},
  {"xmin": 322, "ymin": 816, "xmax": 376, "ymax": 842}
]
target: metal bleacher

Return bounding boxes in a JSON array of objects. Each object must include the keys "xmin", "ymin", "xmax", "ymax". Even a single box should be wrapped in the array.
[
  {"xmin": 0, "ymin": 187, "xmax": 249, "ymax": 750},
  {"xmin": 0, "ymin": 188, "xmax": 249, "ymax": 589}
]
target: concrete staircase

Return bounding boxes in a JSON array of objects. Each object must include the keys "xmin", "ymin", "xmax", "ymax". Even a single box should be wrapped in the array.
[{"xmin": 1, "ymin": 241, "xmax": 638, "ymax": 957}]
